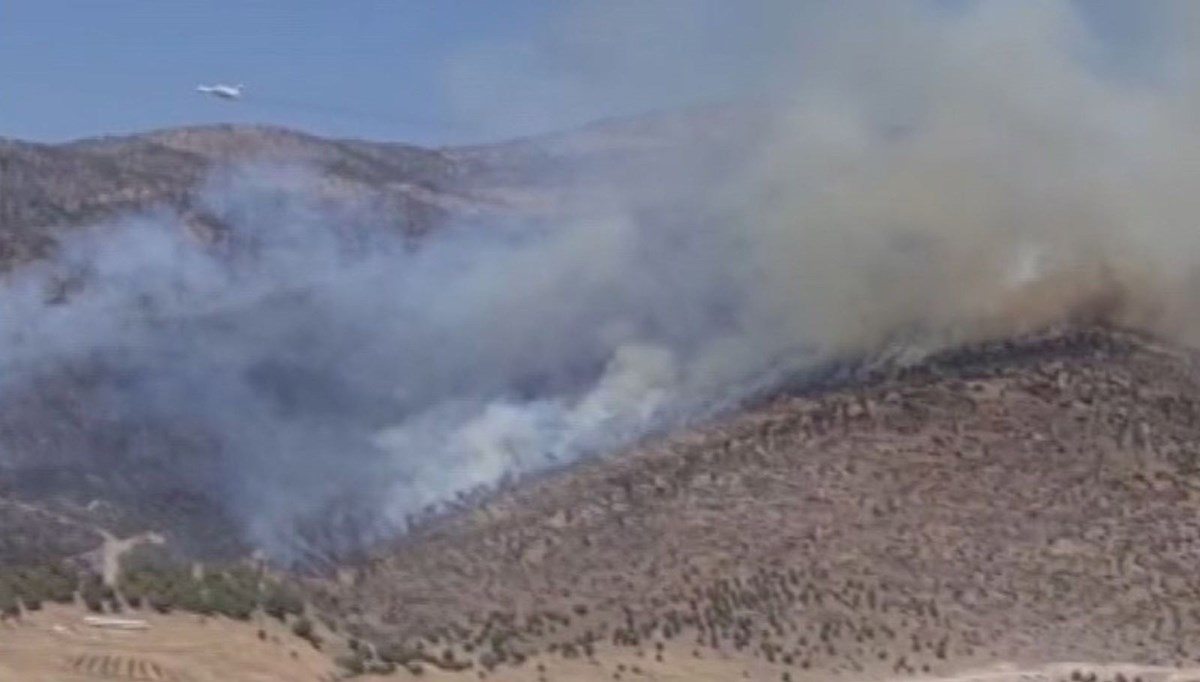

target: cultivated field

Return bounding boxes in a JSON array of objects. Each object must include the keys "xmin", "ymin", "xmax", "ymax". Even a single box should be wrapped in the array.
[{"xmin": 0, "ymin": 604, "xmax": 336, "ymax": 682}]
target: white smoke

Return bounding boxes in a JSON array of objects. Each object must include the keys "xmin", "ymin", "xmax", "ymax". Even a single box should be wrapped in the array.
[
  {"xmin": 375, "ymin": 345, "xmax": 677, "ymax": 514},
  {"xmin": 6, "ymin": 1, "xmax": 1200, "ymax": 557}
]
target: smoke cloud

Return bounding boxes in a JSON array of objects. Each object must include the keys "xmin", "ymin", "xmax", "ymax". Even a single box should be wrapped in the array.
[{"xmin": 5, "ymin": 1, "xmax": 1200, "ymax": 558}]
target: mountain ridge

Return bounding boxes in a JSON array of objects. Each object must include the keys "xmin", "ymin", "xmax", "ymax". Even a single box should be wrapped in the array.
[{"xmin": 0, "ymin": 108, "xmax": 776, "ymax": 270}]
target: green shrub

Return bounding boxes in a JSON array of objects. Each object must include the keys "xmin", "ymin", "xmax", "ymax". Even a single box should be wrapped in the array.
[
  {"xmin": 378, "ymin": 643, "xmax": 417, "ymax": 665},
  {"xmin": 80, "ymin": 574, "xmax": 108, "ymax": 613},
  {"xmin": 335, "ymin": 653, "xmax": 366, "ymax": 676},
  {"xmin": 366, "ymin": 660, "xmax": 396, "ymax": 675},
  {"xmin": 203, "ymin": 572, "xmax": 256, "ymax": 621},
  {"xmin": 0, "ymin": 581, "xmax": 19, "ymax": 618},
  {"xmin": 291, "ymin": 616, "xmax": 321, "ymax": 648},
  {"xmin": 6, "ymin": 564, "xmax": 77, "ymax": 606},
  {"xmin": 292, "ymin": 616, "xmax": 314, "ymax": 639},
  {"xmin": 261, "ymin": 582, "xmax": 305, "ymax": 621}
]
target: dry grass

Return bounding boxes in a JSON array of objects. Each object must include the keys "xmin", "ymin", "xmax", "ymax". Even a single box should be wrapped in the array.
[
  {"xmin": 6, "ymin": 605, "xmax": 1200, "ymax": 682},
  {"xmin": 316, "ymin": 327, "xmax": 1200, "ymax": 677},
  {"xmin": 0, "ymin": 603, "xmax": 337, "ymax": 682},
  {"xmin": 6, "ymin": 321, "xmax": 1200, "ymax": 680}
]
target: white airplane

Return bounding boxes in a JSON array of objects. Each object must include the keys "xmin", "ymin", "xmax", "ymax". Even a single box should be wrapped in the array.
[{"xmin": 196, "ymin": 83, "xmax": 244, "ymax": 100}]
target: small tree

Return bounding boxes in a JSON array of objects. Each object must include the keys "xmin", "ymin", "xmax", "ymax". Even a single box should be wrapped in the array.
[
  {"xmin": 292, "ymin": 616, "xmax": 314, "ymax": 638},
  {"xmin": 335, "ymin": 653, "xmax": 366, "ymax": 676},
  {"xmin": 261, "ymin": 583, "xmax": 304, "ymax": 622},
  {"xmin": 80, "ymin": 574, "xmax": 108, "ymax": 613},
  {"xmin": 291, "ymin": 616, "xmax": 321, "ymax": 649}
]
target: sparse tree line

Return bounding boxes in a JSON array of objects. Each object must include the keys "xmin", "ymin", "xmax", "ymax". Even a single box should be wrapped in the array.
[
  {"xmin": 0, "ymin": 560, "xmax": 76, "ymax": 617},
  {"xmin": 0, "ymin": 544, "xmax": 309, "ymax": 626},
  {"xmin": 0, "ymin": 544, "xmax": 428, "ymax": 678}
]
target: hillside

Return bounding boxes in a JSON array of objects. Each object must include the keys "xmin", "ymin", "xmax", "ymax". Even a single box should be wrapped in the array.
[
  {"xmin": 0, "ymin": 124, "xmax": 494, "ymax": 270},
  {"xmin": 5, "ymin": 323, "xmax": 1200, "ymax": 682},
  {"xmin": 0, "ymin": 112, "xmax": 773, "ymax": 567},
  {"xmin": 0, "ymin": 109, "xmax": 766, "ymax": 270},
  {"xmin": 4, "ymin": 118, "xmax": 1200, "ymax": 681},
  {"xmin": 313, "ymin": 325, "xmax": 1200, "ymax": 678}
]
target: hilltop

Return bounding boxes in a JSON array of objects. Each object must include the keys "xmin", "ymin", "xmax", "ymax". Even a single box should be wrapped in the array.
[{"xmin": 0, "ymin": 107, "xmax": 769, "ymax": 269}]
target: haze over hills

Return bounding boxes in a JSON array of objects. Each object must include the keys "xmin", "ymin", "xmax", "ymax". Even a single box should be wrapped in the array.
[
  {"xmin": 3, "ymin": 114, "xmax": 1200, "ymax": 682},
  {"xmin": 0, "ymin": 105, "xmax": 770, "ymax": 267},
  {"xmin": 0, "ymin": 124, "xmax": 481, "ymax": 266},
  {"xmin": 7, "ymin": 24, "xmax": 1200, "ymax": 682},
  {"xmin": 0, "ymin": 111, "xmax": 781, "ymax": 566},
  {"xmin": 13, "ymin": 2, "xmax": 1200, "ymax": 680},
  {"xmin": 323, "ymin": 325, "xmax": 1200, "ymax": 677}
]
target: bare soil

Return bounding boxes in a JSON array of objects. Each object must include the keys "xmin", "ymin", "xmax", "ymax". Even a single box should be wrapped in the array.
[{"xmin": 0, "ymin": 604, "xmax": 337, "ymax": 682}]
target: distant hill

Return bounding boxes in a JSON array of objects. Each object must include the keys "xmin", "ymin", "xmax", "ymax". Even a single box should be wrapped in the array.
[
  {"xmin": 0, "ymin": 107, "xmax": 772, "ymax": 270},
  {"xmin": 0, "ymin": 125, "xmax": 465, "ymax": 268}
]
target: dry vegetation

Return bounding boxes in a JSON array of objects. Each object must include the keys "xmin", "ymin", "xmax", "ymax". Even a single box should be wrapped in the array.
[
  {"xmin": 0, "ymin": 364, "xmax": 249, "ymax": 561},
  {"xmin": 0, "ymin": 603, "xmax": 340, "ymax": 682},
  {"xmin": 6, "ymin": 124, "xmax": 1200, "ymax": 680},
  {"xmin": 0, "ymin": 125, "xmax": 510, "ymax": 567},
  {"xmin": 0, "ymin": 117, "xmax": 757, "ymax": 567},
  {"xmin": 303, "ymin": 326, "xmax": 1200, "ymax": 680},
  {"xmin": 0, "ymin": 124, "xmax": 490, "ymax": 270},
  {"xmin": 0, "ymin": 112, "xmax": 758, "ymax": 269},
  {"xmin": 12, "ymin": 320, "xmax": 1198, "ymax": 681}
]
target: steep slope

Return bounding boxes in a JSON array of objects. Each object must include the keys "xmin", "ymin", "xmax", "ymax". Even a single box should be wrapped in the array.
[{"xmin": 319, "ymin": 325, "xmax": 1200, "ymax": 677}]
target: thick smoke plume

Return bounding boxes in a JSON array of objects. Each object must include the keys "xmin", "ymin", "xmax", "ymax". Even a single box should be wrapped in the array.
[{"xmin": 5, "ymin": 1, "xmax": 1200, "ymax": 558}]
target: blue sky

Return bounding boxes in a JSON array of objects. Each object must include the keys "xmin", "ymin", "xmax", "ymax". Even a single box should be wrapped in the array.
[
  {"xmin": 0, "ymin": 1, "xmax": 1171, "ymax": 145},
  {"xmin": 1, "ymin": 0, "xmax": 790, "ymax": 145},
  {"xmin": 2, "ymin": 1, "xmax": 552, "ymax": 143}
]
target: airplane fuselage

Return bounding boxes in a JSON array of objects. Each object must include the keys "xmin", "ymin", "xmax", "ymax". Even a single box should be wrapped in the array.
[{"xmin": 196, "ymin": 84, "xmax": 243, "ymax": 100}]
